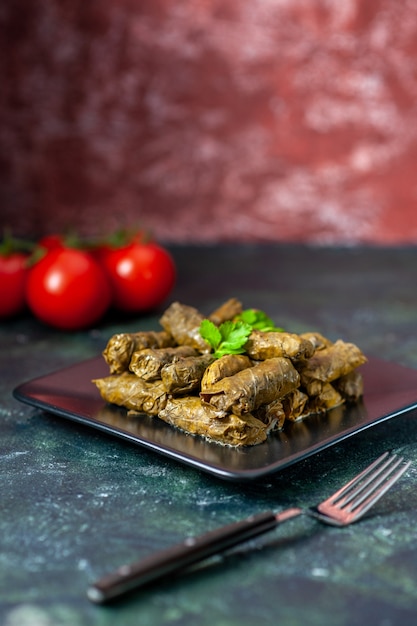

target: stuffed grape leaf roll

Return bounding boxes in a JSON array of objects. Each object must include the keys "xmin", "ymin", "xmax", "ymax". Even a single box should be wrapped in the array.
[
  {"xmin": 245, "ymin": 330, "xmax": 315, "ymax": 362},
  {"xmin": 95, "ymin": 298, "xmax": 368, "ymax": 447},
  {"xmin": 93, "ymin": 374, "xmax": 167, "ymax": 415},
  {"xmin": 158, "ymin": 396, "xmax": 267, "ymax": 446},
  {"xmin": 208, "ymin": 298, "xmax": 243, "ymax": 326},
  {"xmin": 305, "ymin": 383, "xmax": 344, "ymax": 414},
  {"xmin": 334, "ymin": 370, "xmax": 364, "ymax": 402},
  {"xmin": 254, "ymin": 399, "xmax": 286, "ymax": 432},
  {"xmin": 299, "ymin": 340, "xmax": 367, "ymax": 387},
  {"xmin": 299, "ymin": 332, "xmax": 333, "ymax": 352},
  {"xmin": 159, "ymin": 302, "xmax": 209, "ymax": 352},
  {"xmin": 281, "ymin": 389, "xmax": 309, "ymax": 422},
  {"xmin": 161, "ymin": 354, "xmax": 215, "ymax": 394},
  {"xmin": 103, "ymin": 331, "xmax": 175, "ymax": 374},
  {"xmin": 129, "ymin": 346, "xmax": 198, "ymax": 381},
  {"xmin": 200, "ymin": 357, "xmax": 300, "ymax": 416},
  {"xmin": 200, "ymin": 354, "xmax": 253, "ymax": 391}
]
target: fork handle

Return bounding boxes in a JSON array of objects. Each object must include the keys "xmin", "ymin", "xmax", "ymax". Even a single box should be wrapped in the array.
[{"xmin": 88, "ymin": 509, "xmax": 295, "ymax": 604}]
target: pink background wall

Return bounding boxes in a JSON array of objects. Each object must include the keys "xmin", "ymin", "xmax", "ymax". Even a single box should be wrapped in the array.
[{"xmin": 2, "ymin": 0, "xmax": 417, "ymax": 245}]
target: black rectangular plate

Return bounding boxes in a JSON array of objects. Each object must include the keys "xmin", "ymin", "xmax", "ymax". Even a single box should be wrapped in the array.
[{"xmin": 13, "ymin": 356, "xmax": 417, "ymax": 481}]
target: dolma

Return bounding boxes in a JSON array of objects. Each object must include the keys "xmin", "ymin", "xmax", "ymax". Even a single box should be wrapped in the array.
[
  {"xmin": 103, "ymin": 331, "xmax": 174, "ymax": 374},
  {"xmin": 208, "ymin": 298, "xmax": 243, "ymax": 326},
  {"xmin": 305, "ymin": 383, "xmax": 344, "ymax": 414},
  {"xmin": 281, "ymin": 389, "xmax": 309, "ymax": 422},
  {"xmin": 96, "ymin": 297, "xmax": 367, "ymax": 448},
  {"xmin": 158, "ymin": 396, "xmax": 267, "ymax": 446},
  {"xmin": 129, "ymin": 346, "xmax": 198, "ymax": 381},
  {"xmin": 159, "ymin": 302, "xmax": 209, "ymax": 352},
  {"xmin": 245, "ymin": 330, "xmax": 315, "ymax": 362},
  {"xmin": 161, "ymin": 354, "xmax": 215, "ymax": 394},
  {"xmin": 200, "ymin": 354, "xmax": 253, "ymax": 391},
  {"xmin": 93, "ymin": 374, "xmax": 167, "ymax": 415},
  {"xmin": 334, "ymin": 370, "xmax": 364, "ymax": 402},
  {"xmin": 254, "ymin": 399, "xmax": 286, "ymax": 431},
  {"xmin": 299, "ymin": 340, "xmax": 367, "ymax": 387},
  {"xmin": 302, "ymin": 378, "xmax": 325, "ymax": 397},
  {"xmin": 200, "ymin": 357, "xmax": 300, "ymax": 416},
  {"xmin": 300, "ymin": 332, "xmax": 333, "ymax": 352}
]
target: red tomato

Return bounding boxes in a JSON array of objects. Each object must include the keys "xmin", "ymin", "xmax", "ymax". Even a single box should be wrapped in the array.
[
  {"xmin": 97, "ymin": 241, "xmax": 176, "ymax": 312},
  {"xmin": 26, "ymin": 248, "xmax": 111, "ymax": 330},
  {"xmin": 0, "ymin": 252, "xmax": 28, "ymax": 318},
  {"xmin": 37, "ymin": 234, "xmax": 65, "ymax": 250}
]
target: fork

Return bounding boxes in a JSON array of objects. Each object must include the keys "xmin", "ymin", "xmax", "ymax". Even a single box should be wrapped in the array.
[{"xmin": 87, "ymin": 451, "xmax": 410, "ymax": 604}]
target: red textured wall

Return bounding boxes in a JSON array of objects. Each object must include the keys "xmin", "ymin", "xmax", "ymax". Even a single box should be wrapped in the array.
[{"xmin": 1, "ymin": 0, "xmax": 417, "ymax": 244}]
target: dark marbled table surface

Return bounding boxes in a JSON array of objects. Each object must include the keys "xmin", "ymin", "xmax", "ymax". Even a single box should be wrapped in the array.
[{"xmin": 2, "ymin": 244, "xmax": 417, "ymax": 626}]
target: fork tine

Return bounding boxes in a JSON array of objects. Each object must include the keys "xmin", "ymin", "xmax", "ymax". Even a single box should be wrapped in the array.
[
  {"xmin": 334, "ymin": 453, "xmax": 404, "ymax": 508},
  {"xmin": 337, "ymin": 455, "xmax": 405, "ymax": 509},
  {"xmin": 325, "ymin": 451, "xmax": 390, "ymax": 504},
  {"xmin": 342, "ymin": 460, "xmax": 411, "ymax": 521}
]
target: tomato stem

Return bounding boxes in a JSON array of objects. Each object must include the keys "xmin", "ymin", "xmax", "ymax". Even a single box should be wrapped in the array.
[{"xmin": 0, "ymin": 229, "xmax": 34, "ymax": 256}]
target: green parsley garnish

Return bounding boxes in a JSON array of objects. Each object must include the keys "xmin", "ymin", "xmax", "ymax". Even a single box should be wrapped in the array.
[
  {"xmin": 235, "ymin": 308, "xmax": 284, "ymax": 332},
  {"xmin": 199, "ymin": 307, "xmax": 284, "ymax": 358},
  {"xmin": 199, "ymin": 319, "xmax": 252, "ymax": 359}
]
